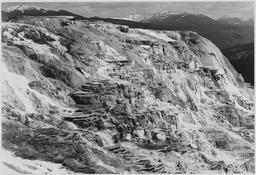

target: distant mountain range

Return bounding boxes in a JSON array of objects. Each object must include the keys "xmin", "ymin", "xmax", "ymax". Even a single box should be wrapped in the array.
[
  {"xmin": 125, "ymin": 12, "xmax": 254, "ymax": 26},
  {"xmin": 1, "ymin": 5, "xmax": 86, "ymax": 21},
  {"xmin": 217, "ymin": 16, "xmax": 254, "ymax": 26},
  {"xmin": 141, "ymin": 12, "xmax": 220, "ymax": 26},
  {"xmin": 2, "ymin": 6, "xmax": 254, "ymax": 85},
  {"xmin": 134, "ymin": 11, "xmax": 254, "ymax": 49}
]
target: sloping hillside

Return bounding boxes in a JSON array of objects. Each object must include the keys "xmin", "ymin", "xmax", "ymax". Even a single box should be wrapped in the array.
[
  {"xmin": 139, "ymin": 12, "xmax": 254, "ymax": 49},
  {"xmin": 1, "ymin": 14, "xmax": 255, "ymax": 174},
  {"xmin": 222, "ymin": 43, "xmax": 254, "ymax": 85},
  {"xmin": 217, "ymin": 17, "xmax": 254, "ymax": 26}
]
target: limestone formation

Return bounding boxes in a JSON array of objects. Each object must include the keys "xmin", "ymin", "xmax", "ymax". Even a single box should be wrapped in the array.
[{"xmin": 1, "ymin": 12, "xmax": 254, "ymax": 174}]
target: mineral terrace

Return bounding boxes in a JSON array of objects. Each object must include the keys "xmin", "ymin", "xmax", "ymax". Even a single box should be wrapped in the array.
[{"xmin": 1, "ymin": 15, "xmax": 255, "ymax": 174}]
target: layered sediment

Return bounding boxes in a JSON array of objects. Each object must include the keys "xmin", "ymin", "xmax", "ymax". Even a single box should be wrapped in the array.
[{"xmin": 1, "ymin": 15, "xmax": 254, "ymax": 174}]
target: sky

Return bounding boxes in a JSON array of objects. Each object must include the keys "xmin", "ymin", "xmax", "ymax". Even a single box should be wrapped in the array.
[{"xmin": 2, "ymin": 1, "xmax": 254, "ymax": 20}]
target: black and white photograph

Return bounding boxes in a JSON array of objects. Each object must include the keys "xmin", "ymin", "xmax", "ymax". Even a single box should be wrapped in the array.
[{"xmin": 1, "ymin": 1, "xmax": 255, "ymax": 174}]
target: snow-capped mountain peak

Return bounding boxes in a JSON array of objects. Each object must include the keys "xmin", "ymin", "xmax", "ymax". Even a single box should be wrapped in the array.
[
  {"xmin": 4, "ymin": 5, "xmax": 42, "ymax": 13},
  {"xmin": 126, "ymin": 14, "xmax": 145, "ymax": 22}
]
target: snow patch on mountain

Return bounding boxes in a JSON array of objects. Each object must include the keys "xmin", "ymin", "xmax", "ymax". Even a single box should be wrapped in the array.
[{"xmin": 4, "ymin": 5, "xmax": 42, "ymax": 13}]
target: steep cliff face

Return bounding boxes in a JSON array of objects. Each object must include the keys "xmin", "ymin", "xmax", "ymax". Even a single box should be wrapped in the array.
[{"xmin": 1, "ymin": 16, "xmax": 254, "ymax": 174}]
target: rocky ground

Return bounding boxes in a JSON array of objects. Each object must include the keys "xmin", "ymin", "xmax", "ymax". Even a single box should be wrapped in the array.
[{"xmin": 1, "ymin": 15, "xmax": 255, "ymax": 174}]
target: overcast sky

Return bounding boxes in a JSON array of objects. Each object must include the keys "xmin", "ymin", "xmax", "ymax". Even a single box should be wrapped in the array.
[{"xmin": 2, "ymin": 1, "xmax": 254, "ymax": 20}]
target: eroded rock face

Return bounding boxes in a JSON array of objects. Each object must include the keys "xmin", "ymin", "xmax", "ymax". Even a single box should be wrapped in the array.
[{"xmin": 1, "ymin": 15, "xmax": 254, "ymax": 174}]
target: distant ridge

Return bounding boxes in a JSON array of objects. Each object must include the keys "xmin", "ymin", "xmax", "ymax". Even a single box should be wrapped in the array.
[
  {"xmin": 2, "ymin": 6, "xmax": 254, "ymax": 50},
  {"xmin": 2, "ymin": 5, "xmax": 87, "ymax": 21}
]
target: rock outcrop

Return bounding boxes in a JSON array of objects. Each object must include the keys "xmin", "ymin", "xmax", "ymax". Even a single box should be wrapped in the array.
[{"xmin": 1, "ymin": 13, "xmax": 254, "ymax": 174}]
